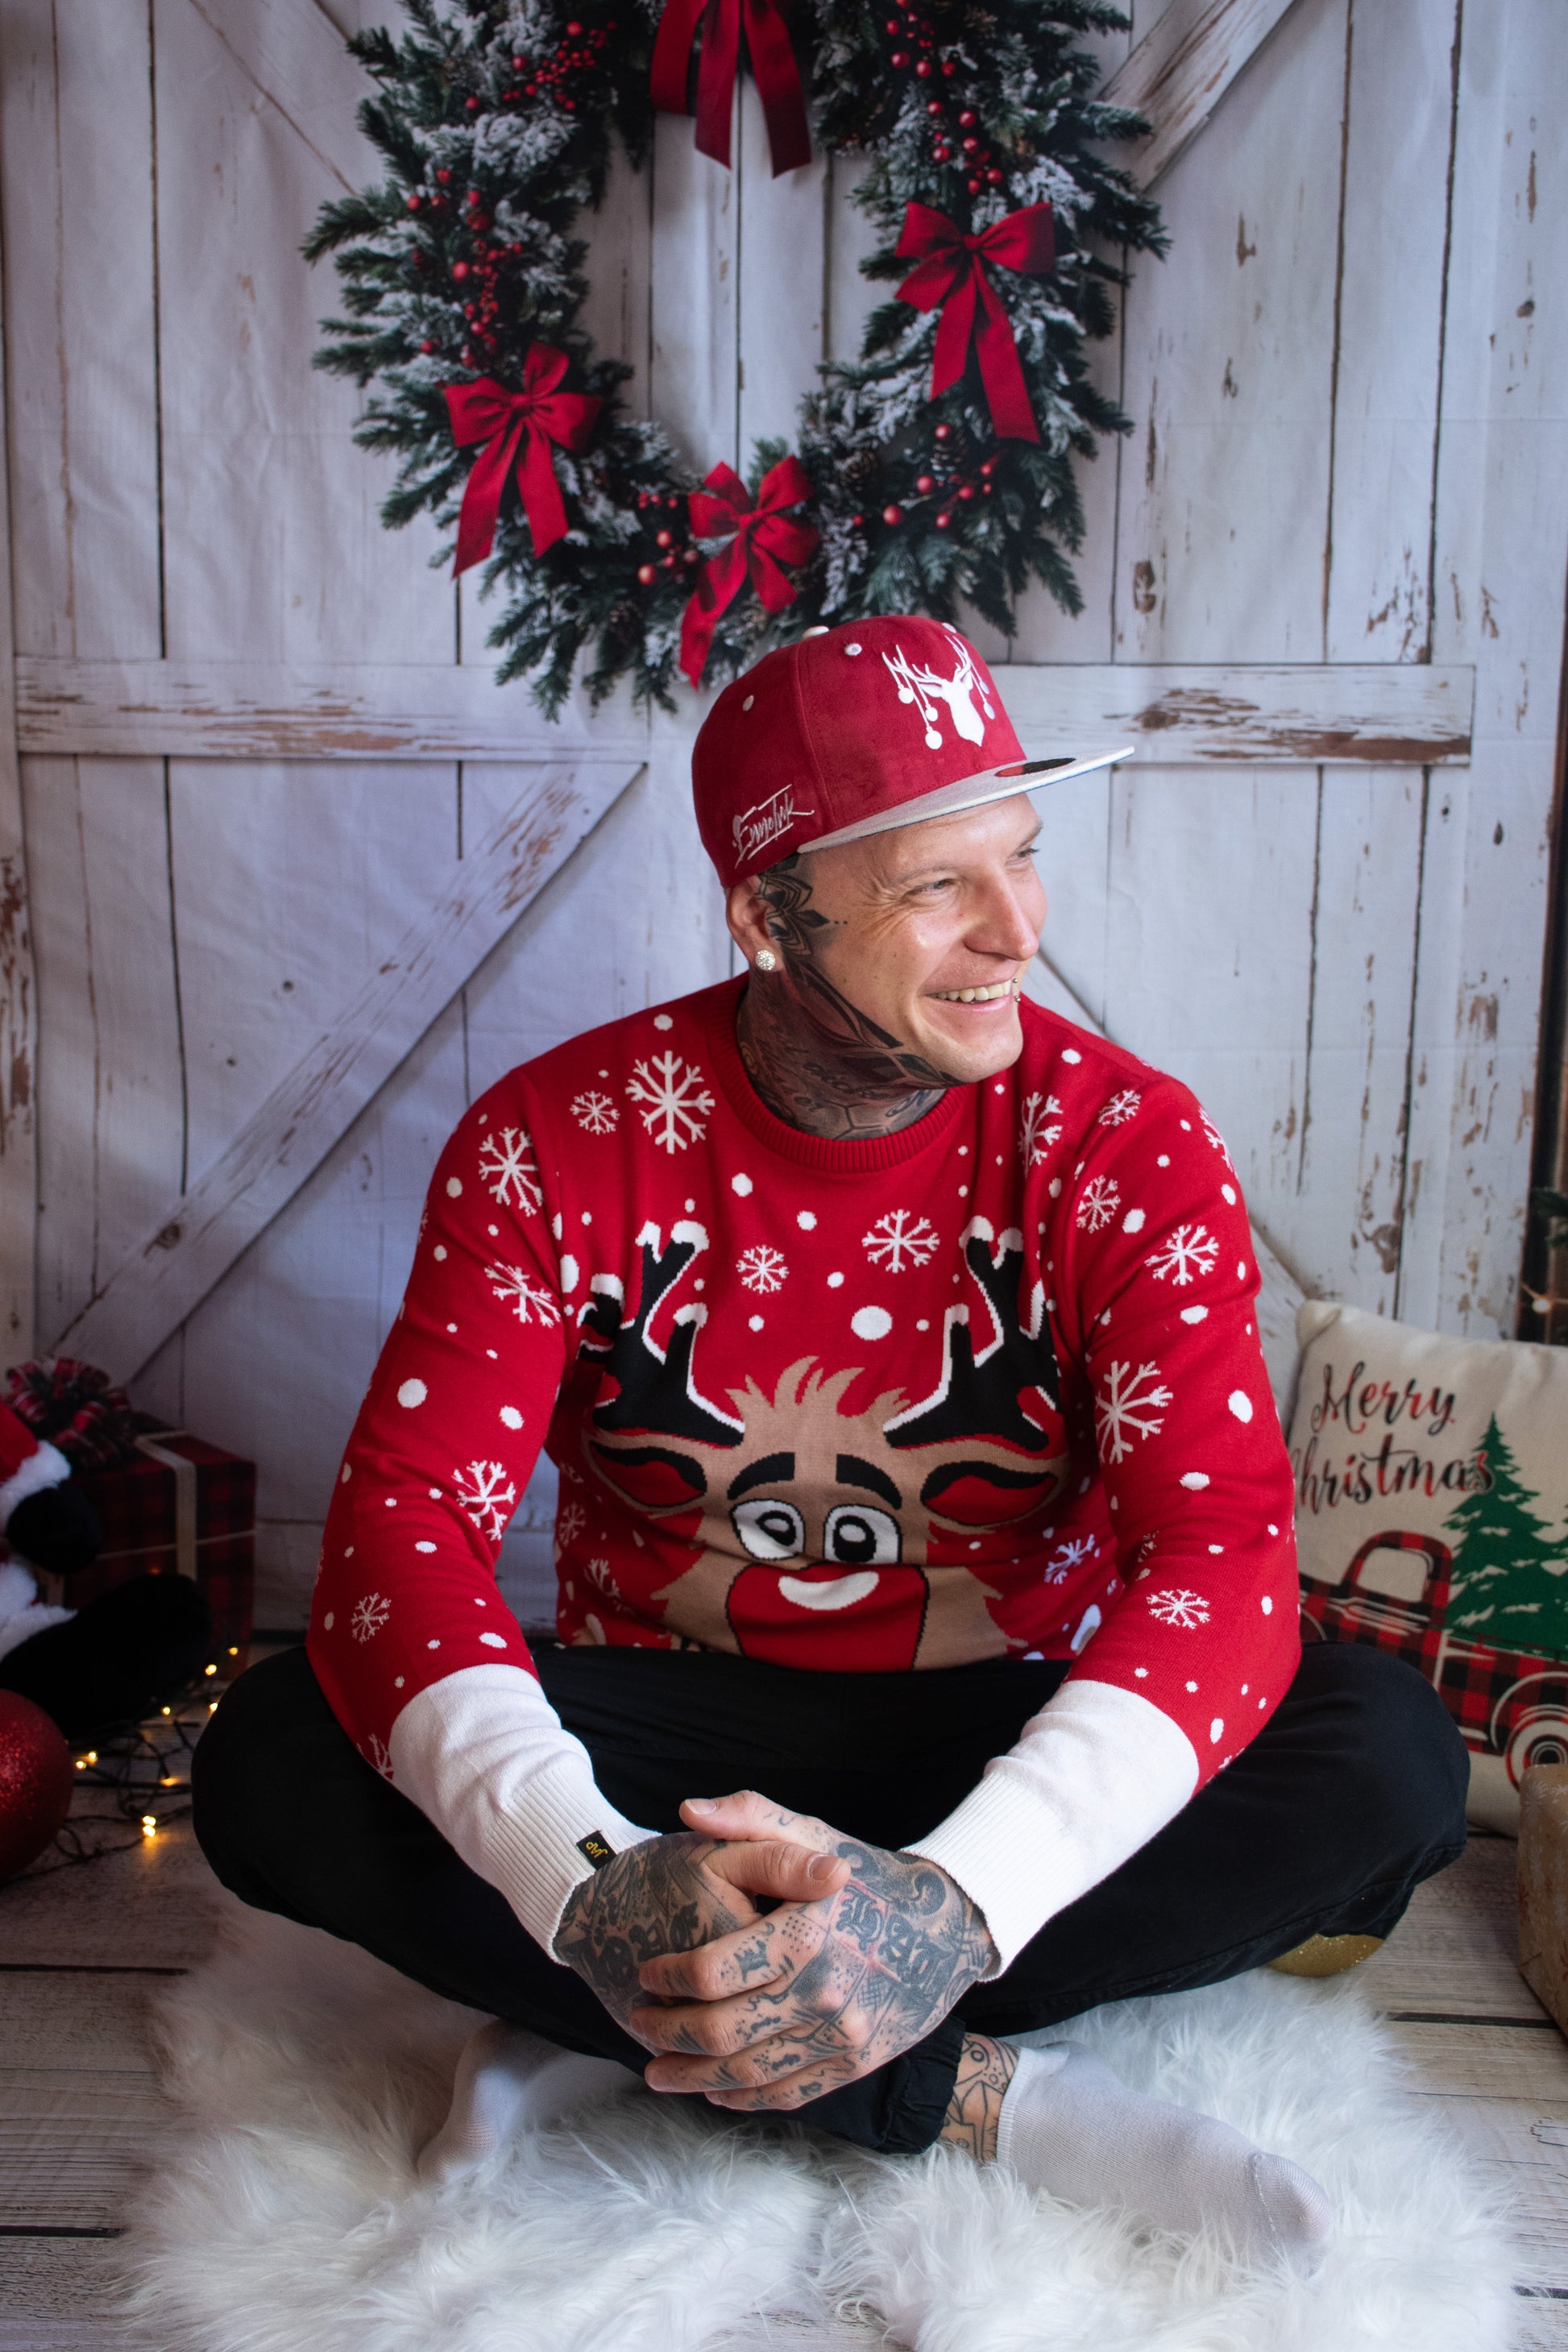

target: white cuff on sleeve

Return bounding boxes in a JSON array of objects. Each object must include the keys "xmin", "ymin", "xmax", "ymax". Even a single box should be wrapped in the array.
[
  {"xmin": 388, "ymin": 1663, "xmax": 655, "ymax": 1955},
  {"xmin": 906, "ymin": 1678, "xmax": 1200, "ymax": 1974}
]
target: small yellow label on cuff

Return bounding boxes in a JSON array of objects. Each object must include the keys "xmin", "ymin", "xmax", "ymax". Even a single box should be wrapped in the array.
[{"xmin": 577, "ymin": 1831, "xmax": 616, "ymax": 1869}]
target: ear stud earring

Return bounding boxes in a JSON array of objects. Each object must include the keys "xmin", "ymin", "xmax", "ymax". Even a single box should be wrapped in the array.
[{"xmin": 754, "ymin": 948, "xmax": 778, "ymax": 972}]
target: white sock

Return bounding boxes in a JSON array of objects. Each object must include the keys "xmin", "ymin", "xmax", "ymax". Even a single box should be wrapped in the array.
[
  {"xmin": 417, "ymin": 2019, "xmax": 631, "ymax": 2183},
  {"xmin": 993, "ymin": 2044, "xmax": 1332, "ymax": 2260}
]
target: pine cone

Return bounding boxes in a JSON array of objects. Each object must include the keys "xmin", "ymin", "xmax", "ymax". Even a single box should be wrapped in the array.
[{"xmin": 842, "ymin": 450, "xmax": 881, "ymax": 495}]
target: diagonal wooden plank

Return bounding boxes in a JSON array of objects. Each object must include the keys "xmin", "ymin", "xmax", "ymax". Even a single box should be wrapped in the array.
[
  {"xmin": 1022, "ymin": 949, "xmax": 1309, "ymax": 1415},
  {"xmin": 1102, "ymin": 0, "xmax": 1308, "ymax": 190},
  {"xmin": 13, "ymin": 658, "xmax": 1472, "ymax": 767},
  {"xmin": 180, "ymin": 0, "xmax": 375, "ymax": 196},
  {"xmin": 50, "ymin": 761, "xmax": 644, "ymax": 1383}
]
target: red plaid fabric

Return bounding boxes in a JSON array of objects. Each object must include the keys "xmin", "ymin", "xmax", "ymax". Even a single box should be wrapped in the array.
[
  {"xmin": 72, "ymin": 1434, "xmax": 255, "ymax": 1666},
  {"xmin": 1300, "ymin": 1527, "xmax": 1568, "ymax": 1780}
]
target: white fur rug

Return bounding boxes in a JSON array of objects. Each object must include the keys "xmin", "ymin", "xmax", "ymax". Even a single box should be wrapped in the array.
[{"xmin": 122, "ymin": 1900, "xmax": 1517, "ymax": 2352}]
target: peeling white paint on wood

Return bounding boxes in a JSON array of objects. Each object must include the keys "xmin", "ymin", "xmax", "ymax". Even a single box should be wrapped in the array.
[
  {"xmin": 1103, "ymin": 0, "xmax": 1305, "ymax": 192},
  {"xmin": 12, "ymin": 656, "xmax": 1474, "ymax": 765}
]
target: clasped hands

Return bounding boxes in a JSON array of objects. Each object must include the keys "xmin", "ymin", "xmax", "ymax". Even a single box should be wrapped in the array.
[{"xmin": 552, "ymin": 1791, "xmax": 997, "ymax": 2114}]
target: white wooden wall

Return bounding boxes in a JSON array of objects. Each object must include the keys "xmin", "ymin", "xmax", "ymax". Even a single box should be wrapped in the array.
[{"xmin": 1, "ymin": 0, "xmax": 1563, "ymax": 1627}]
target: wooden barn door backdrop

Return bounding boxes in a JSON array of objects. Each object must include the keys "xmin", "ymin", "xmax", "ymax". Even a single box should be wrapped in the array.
[{"xmin": 0, "ymin": 0, "xmax": 1563, "ymax": 1626}]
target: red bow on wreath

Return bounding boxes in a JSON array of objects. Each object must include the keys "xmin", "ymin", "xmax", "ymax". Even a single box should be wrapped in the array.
[
  {"xmin": 894, "ymin": 201, "xmax": 1056, "ymax": 444},
  {"xmin": 678, "ymin": 456, "xmax": 818, "ymax": 685},
  {"xmin": 444, "ymin": 346, "xmax": 603, "ymax": 574},
  {"xmin": 650, "ymin": 0, "xmax": 811, "ymax": 176}
]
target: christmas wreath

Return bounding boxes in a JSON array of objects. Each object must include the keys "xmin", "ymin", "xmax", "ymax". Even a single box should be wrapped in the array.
[{"xmin": 306, "ymin": 1, "xmax": 1164, "ymax": 713}]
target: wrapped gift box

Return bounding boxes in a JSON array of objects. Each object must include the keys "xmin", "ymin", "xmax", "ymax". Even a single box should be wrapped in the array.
[{"xmin": 63, "ymin": 1429, "xmax": 256, "ymax": 1668}]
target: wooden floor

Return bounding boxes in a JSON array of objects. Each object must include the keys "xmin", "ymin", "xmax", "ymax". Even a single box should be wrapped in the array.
[{"xmin": 2, "ymin": 1812, "xmax": 1566, "ymax": 2351}]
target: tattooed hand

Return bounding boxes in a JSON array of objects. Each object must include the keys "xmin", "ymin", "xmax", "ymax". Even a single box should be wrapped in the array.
[
  {"xmin": 551, "ymin": 1827, "xmax": 849, "ymax": 2046},
  {"xmin": 628, "ymin": 1791, "xmax": 999, "ymax": 2113}
]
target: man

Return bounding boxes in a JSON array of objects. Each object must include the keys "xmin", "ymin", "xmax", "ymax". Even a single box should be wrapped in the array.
[{"xmin": 194, "ymin": 617, "xmax": 1466, "ymax": 2257}]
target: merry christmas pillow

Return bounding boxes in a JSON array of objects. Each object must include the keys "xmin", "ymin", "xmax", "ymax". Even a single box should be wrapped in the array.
[{"xmin": 1287, "ymin": 1300, "xmax": 1568, "ymax": 1832}]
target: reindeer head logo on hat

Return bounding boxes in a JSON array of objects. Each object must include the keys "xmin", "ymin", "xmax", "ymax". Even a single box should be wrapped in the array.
[
  {"xmin": 883, "ymin": 625, "xmax": 997, "ymax": 752},
  {"xmin": 574, "ymin": 1215, "xmax": 1066, "ymax": 1670}
]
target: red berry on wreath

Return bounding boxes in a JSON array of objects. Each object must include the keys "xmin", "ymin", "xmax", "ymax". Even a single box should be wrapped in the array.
[
  {"xmin": 566, "ymin": 19, "xmax": 582, "ymax": 31},
  {"xmin": 465, "ymin": 95, "xmax": 480, "ymax": 111},
  {"xmin": 935, "ymin": 512, "xmax": 951, "ymax": 528},
  {"xmin": 980, "ymin": 458, "xmax": 995, "ymax": 476},
  {"xmin": 962, "ymin": 137, "xmax": 978, "ymax": 154},
  {"xmin": 655, "ymin": 529, "xmax": 673, "ymax": 548},
  {"xmin": 886, "ymin": 16, "xmax": 898, "ymax": 27},
  {"xmin": 436, "ymin": 168, "xmax": 451, "ymax": 183},
  {"xmin": 890, "ymin": 50, "xmax": 909, "ymax": 66},
  {"xmin": 941, "ymin": 59, "xmax": 956, "ymax": 74},
  {"xmin": 637, "ymin": 563, "xmax": 656, "ymax": 586},
  {"xmin": 849, "ymin": 513, "xmax": 865, "ymax": 529},
  {"xmin": 406, "ymin": 194, "xmax": 421, "ymax": 212},
  {"xmin": 915, "ymin": 59, "xmax": 931, "ymax": 76},
  {"xmin": 958, "ymin": 110, "xmax": 977, "ymax": 127},
  {"xmin": 967, "ymin": 176, "xmax": 981, "ymax": 193},
  {"xmin": 420, "ymin": 338, "xmax": 434, "ymax": 354},
  {"xmin": 934, "ymin": 422, "xmax": 952, "ymax": 442},
  {"xmin": 453, "ymin": 261, "xmax": 470, "ymax": 280},
  {"xmin": 957, "ymin": 484, "xmax": 975, "ymax": 500},
  {"xmin": 684, "ymin": 548, "xmax": 699, "ymax": 566},
  {"xmin": 882, "ymin": 504, "xmax": 903, "ymax": 526},
  {"xmin": 986, "ymin": 168, "xmax": 1003, "ymax": 184},
  {"xmin": 915, "ymin": 474, "xmax": 935, "ymax": 494}
]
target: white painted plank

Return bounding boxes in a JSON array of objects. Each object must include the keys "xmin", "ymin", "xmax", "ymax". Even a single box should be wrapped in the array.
[
  {"xmin": 0, "ymin": 2238, "xmax": 134, "ymax": 2352},
  {"xmin": 1403, "ymin": 0, "xmax": 1568, "ymax": 1336},
  {"xmin": 13, "ymin": 657, "xmax": 1473, "ymax": 764},
  {"xmin": 1362, "ymin": 1834, "xmax": 1533, "ymax": 2023},
  {"xmin": 1294, "ymin": 768, "xmax": 1426, "ymax": 1316},
  {"xmin": 1324, "ymin": 0, "xmax": 1458, "ymax": 664},
  {"xmin": 48, "ymin": 761, "xmax": 643, "ymax": 1380},
  {"xmin": 650, "ymin": 109, "xmax": 740, "ymax": 475},
  {"xmin": 152, "ymin": 0, "xmax": 450, "ymax": 674},
  {"xmin": 21, "ymin": 757, "xmax": 186, "ymax": 1348},
  {"xmin": 0, "ymin": 207, "xmax": 35, "ymax": 1356},
  {"xmin": 1114, "ymin": 0, "xmax": 1348, "ymax": 663},
  {"xmin": 736, "ymin": 77, "xmax": 826, "ymax": 462},
  {"xmin": 1102, "ymin": 0, "xmax": 1305, "ymax": 193},
  {"xmin": 0, "ymin": 0, "xmax": 162, "ymax": 662}
]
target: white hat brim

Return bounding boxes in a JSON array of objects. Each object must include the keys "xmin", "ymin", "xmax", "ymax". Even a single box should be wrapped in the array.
[{"xmin": 807, "ymin": 745, "xmax": 1135, "ymax": 855}]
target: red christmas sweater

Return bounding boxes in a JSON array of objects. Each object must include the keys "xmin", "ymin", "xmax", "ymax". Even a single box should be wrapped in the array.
[{"xmin": 308, "ymin": 980, "xmax": 1300, "ymax": 1968}]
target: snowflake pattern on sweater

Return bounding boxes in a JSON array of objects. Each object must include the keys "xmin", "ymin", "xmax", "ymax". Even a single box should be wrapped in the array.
[{"xmin": 308, "ymin": 981, "xmax": 1300, "ymax": 1799}]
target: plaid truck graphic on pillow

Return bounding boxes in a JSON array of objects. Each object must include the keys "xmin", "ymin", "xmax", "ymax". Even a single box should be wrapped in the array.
[{"xmin": 1287, "ymin": 1301, "xmax": 1568, "ymax": 1831}]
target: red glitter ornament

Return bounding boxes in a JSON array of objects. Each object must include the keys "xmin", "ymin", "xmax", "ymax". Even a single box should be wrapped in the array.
[
  {"xmin": 881, "ymin": 503, "xmax": 903, "ymax": 525},
  {"xmin": 915, "ymin": 474, "xmax": 935, "ymax": 494},
  {"xmin": 0, "ymin": 1691, "xmax": 72, "ymax": 1885}
]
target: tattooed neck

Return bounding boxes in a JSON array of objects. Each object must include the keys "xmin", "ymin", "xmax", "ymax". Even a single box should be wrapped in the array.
[{"xmin": 736, "ymin": 853, "xmax": 958, "ymax": 1142}]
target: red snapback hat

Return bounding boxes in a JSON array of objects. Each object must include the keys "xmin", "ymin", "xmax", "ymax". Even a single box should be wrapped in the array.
[{"xmin": 693, "ymin": 615, "xmax": 1130, "ymax": 882}]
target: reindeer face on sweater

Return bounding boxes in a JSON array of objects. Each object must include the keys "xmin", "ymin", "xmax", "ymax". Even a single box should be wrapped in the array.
[{"xmin": 574, "ymin": 1218, "xmax": 1067, "ymax": 1670}]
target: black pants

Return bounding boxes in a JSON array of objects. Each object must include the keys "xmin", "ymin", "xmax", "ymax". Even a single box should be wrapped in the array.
[{"xmin": 193, "ymin": 1640, "xmax": 1467, "ymax": 2156}]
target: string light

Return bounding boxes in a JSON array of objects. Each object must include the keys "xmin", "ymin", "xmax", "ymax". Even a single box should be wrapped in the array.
[
  {"xmin": 204, "ymin": 1663, "xmax": 218, "ymax": 1677},
  {"xmin": 140, "ymin": 1815, "xmax": 158, "ymax": 1838}
]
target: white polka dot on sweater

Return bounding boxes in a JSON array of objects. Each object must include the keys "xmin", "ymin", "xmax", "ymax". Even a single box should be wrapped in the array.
[
  {"xmin": 732, "ymin": 1172, "xmax": 753, "ymax": 1196},
  {"xmin": 1048, "ymin": 1177, "xmax": 1062, "ymax": 1197},
  {"xmin": 500, "ymin": 1405, "xmax": 523, "ymax": 1430},
  {"xmin": 1261, "ymin": 1595, "xmax": 1273, "ymax": 1615},
  {"xmin": 340, "ymin": 1464, "xmax": 352, "ymax": 1483},
  {"xmin": 1222, "ymin": 1184, "xmax": 1237, "ymax": 1205},
  {"xmin": 1210, "ymin": 1718, "xmax": 1224, "ymax": 1743},
  {"xmin": 1157, "ymin": 1155, "xmax": 1170, "ymax": 1168},
  {"xmin": 479, "ymin": 1631, "xmax": 508, "ymax": 1649},
  {"xmin": 798, "ymin": 1210, "xmax": 817, "ymax": 1229},
  {"xmin": 828, "ymin": 1271, "xmax": 844, "ymax": 1288},
  {"xmin": 1228, "ymin": 1390, "xmax": 1253, "ymax": 1423},
  {"xmin": 394, "ymin": 1676, "xmax": 404, "ymax": 1689},
  {"xmin": 1180, "ymin": 1304, "xmax": 1208, "ymax": 1324},
  {"xmin": 323, "ymin": 1612, "xmax": 334, "ymax": 1631},
  {"xmin": 653, "ymin": 1014, "xmax": 673, "ymax": 1031},
  {"xmin": 1135, "ymin": 1666, "xmax": 1148, "ymax": 1678},
  {"xmin": 1122, "ymin": 1208, "xmax": 1145, "ymax": 1234},
  {"xmin": 427, "ymin": 1638, "xmax": 440, "ymax": 1649},
  {"xmin": 1267, "ymin": 1523, "xmax": 1279, "ymax": 1537},
  {"xmin": 384, "ymin": 1497, "xmax": 397, "ymax": 1508},
  {"xmin": 1185, "ymin": 1679, "xmax": 1198, "ymax": 1692},
  {"xmin": 446, "ymin": 1176, "xmax": 463, "ymax": 1197},
  {"xmin": 397, "ymin": 1378, "xmax": 427, "ymax": 1408},
  {"xmin": 415, "ymin": 1541, "xmax": 437, "ymax": 1553},
  {"xmin": 561, "ymin": 1256, "xmax": 579, "ymax": 1294},
  {"xmin": 429, "ymin": 1488, "xmax": 442, "ymax": 1500},
  {"xmin": 852, "ymin": 1305, "xmax": 892, "ymax": 1341},
  {"xmin": 1180, "ymin": 1472, "xmax": 1209, "ymax": 1490},
  {"xmin": 433, "ymin": 1246, "xmax": 447, "ymax": 1262},
  {"xmin": 1063, "ymin": 1049, "xmax": 1081, "ymax": 1064},
  {"xmin": 749, "ymin": 1314, "xmax": 764, "ymax": 1332}
]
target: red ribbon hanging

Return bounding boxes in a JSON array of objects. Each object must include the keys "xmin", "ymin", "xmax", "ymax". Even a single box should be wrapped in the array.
[
  {"xmin": 894, "ymin": 201, "xmax": 1056, "ymax": 444},
  {"xmin": 650, "ymin": 0, "xmax": 811, "ymax": 176},
  {"xmin": 678, "ymin": 456, "xmax": 818, "ymax": 685},
  {"xmin": 444, "ymin": 345, "xmax": 603, "ymax": 573}
]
